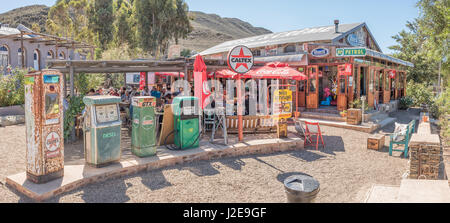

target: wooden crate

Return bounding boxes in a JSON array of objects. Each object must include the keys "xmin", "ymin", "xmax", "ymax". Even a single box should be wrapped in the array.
[
  {"xmin": 367, "ymin": 134, "xmax": 385, "ymax": 150},
  {"xmin": 347, "ymin": 109, "xmax": 362, "ymax": 125},
  {"xmin": 277, "ymin": 120, "xmax": 288, "ymax": 138}
]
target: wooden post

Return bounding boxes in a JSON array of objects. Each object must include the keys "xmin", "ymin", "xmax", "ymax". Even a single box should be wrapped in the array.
[
  {"xmin": 63, "ymin": 73, "xmax": 67, "ymax": 98},
  {"xmin": 69, "ymin": 62, "xmax": 75, "ymax": 141},
  {"xmin": 55, "ymin": 39, "xmax": 59, "ymax": 60},
  {"xmin": 184, "ymin": 59, "xmax": 188, "ymax": 95},
  {"xmin": 20, "ymin": 31, "xmax": 25, "ymax": 68}
]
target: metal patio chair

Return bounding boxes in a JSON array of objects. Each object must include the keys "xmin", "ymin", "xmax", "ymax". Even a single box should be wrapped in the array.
[{"xmin": 304, "ymin": 121, "xmax": 325, "ymax": 150}]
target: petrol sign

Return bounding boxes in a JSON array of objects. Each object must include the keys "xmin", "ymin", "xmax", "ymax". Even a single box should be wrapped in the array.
[
  {"xmin": 336, "ymin": 48, "xmax": 366, "ymax": 57},
  {"xmin": 227, "ymin": 45, "xmax": 254, "ymax": 74}
]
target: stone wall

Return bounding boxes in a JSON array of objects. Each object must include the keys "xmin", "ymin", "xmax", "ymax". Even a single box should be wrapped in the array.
[{"xmin": 409, "ymin": 113, "xmax": 442, "ymax": 180}]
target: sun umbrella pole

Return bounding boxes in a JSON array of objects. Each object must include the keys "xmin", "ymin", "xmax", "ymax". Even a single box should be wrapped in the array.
[{"xmin": 237, "ymin": 74, "xmax": 243, "ymax": 141}]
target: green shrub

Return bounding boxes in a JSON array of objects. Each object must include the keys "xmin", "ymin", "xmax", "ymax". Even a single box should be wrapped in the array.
[
  {"xmin": 399, "ymin": 96, "xmax": 414, "ymax": 110},
  {"xmin": 63, "ymin": 95, "xmax": 85, "ymax": 140},
  {"xmin": 349, "ymin": 99, "xmax": 362, "ymax": 109},
  {"xmin": 0, "ymin": 68, "xmax": 27, "ymax": 107},
  {"xmin": 406, "ymin": 81, "xmax": 434, "ymax": 107}
]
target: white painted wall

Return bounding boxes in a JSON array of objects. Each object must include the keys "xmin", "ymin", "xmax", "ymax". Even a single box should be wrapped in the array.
[{"xmin": 0, "ymin": 37, "xmax": 79, "ymax": 71}]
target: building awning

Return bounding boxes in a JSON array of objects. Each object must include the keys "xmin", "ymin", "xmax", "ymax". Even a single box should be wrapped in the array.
[
  {"xmin": 365, "ymin": 49, "xmax": 414, "ymax": 67},
  {"xmin": 254, "ymin": 53, "xmax": 307, "ymax": 65}
]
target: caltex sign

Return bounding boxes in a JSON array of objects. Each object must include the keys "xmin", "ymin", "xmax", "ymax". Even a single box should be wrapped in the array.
[{"xmin": 227, "ymin": 45, "xmax": 254, "ymax": 74}]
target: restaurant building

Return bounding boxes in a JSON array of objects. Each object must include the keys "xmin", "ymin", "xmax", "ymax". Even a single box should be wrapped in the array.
[{"xmin": 198, "ymin": 21, "xmax": 413, "ymax": 111}]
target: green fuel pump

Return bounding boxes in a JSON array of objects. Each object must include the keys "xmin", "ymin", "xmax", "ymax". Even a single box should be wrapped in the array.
[
  {"xmin": 131, "ymin": 96, "xmax": 157, "ymax": 157},
  {"xmin": 83, "ymin": 96, "xmax": 122, "ymax": 167},
  {"xmin": 165, "ymin": 96, "xmax": 200, "ymax": 150}
]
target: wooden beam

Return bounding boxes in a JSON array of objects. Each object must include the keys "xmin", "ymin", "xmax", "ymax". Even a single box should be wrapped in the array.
[
  {"xmin": 50, "ymin": 66, "xmax": 185, "ymax": 74},
  {"xmin": 47, "ymin": 60, "xmax": 186, "ymax": 68}
]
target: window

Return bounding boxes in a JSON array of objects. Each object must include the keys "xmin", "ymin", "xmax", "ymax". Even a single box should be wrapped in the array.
[
  {"xmin": 252, "ymin": 49, "xmax": 261, "ymax": 56},
  {"xmin": 0, "ymin": 45, "xmax": 9, "ymax": 68},
  {"xmin": 47, "ymin": 50, "xmax": 54, "ymax": 59},
  {"xmin": 339, "ymin": 76, "xmax": 346, "ymax": 94},
  {"xmin": 284, "ymin": 45, "xmax": 296, "ymax": 53},
  {"xmin": 59, "ymin": 52, "xmax": 65, "ymax": 60},
  {"xmin": 18, "ymin": 48, "xmax": 26, "ymax": 67}
]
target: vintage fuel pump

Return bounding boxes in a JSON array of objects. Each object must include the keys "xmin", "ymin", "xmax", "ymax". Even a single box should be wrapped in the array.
[
  {"xmin": 82, "ymin": 96, "xmax": 122, "ymax": 167},
  {"xmin": 165, "ymin": 96, "xmax": 200, "ymax": 150},
  {"xmin": 24, "ymin": 70, "xmax": 64, "ymax": 184},
  {"xmin": 131, "ymin": 96, "xmax": 157, "ymax": 157}
]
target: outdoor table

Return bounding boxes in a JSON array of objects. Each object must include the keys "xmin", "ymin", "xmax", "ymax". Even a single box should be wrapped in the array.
[{"xmin": 119, "ymin": 102, "xmax": 131, "ymax": 108}]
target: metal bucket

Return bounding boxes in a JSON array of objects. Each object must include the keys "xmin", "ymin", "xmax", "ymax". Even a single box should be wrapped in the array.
[{"xmin": 284, "ymin": 174, "xmax": 320, "ymax": 203}]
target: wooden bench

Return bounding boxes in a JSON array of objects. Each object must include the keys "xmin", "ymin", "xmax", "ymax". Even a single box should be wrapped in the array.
[
  {"xmin": 389, "ymin": 120, "xmax": 416, "ymax": 158},
  {"xmin": 226, "ymin": 115, "xmax": 277, "ymax": 134}
]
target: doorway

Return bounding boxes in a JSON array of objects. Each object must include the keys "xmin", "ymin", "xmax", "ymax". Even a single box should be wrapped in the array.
[{"xmin": 33, "ymin": 49, "xmax": 41, "ymax": 71}]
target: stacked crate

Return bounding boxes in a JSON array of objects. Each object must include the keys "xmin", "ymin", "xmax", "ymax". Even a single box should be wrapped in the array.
[{"xmin": 346, "ymin": 109, "xmax": 362, "ymax": 125}]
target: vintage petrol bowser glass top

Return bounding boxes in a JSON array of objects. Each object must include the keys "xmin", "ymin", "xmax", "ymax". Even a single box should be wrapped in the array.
[
  {"xmin": 45, "ymin": 93, "xmax": 59, "ymax": 115},
  {"xmin": 95, "ymin": 104, "xmax": 119, "ymax": 123}
]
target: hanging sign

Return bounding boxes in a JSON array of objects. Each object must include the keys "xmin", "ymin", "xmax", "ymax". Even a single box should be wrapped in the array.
[
  {"xmin": 336, "ymin": 48, "xmax": 366, "ymax": 57},
  {"xmin": 139, "ymin": 72, "xmax": 146, "ymax": 90},
  {"xmin": 311, "ymin": 47, "xmax": 329, "ymax": 57},
  {"xmin": 227, "ymin": 45, "xmax": 254, "ymax": 74},
  {"xmin": 273, "ymin": 89, "xmax": 292, "ymax": 119},
  {"xmin": 388, "ymin": 70, "xmax": 396, "ymax": 79},
  {"xmin": 338, "ymin": 64, "xmax": 353, "ymax": 76}
]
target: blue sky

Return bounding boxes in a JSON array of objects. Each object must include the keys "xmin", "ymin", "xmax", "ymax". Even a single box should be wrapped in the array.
[{"xmin": 0, "ymin": 0, "xmax": 420, "ymax": 54}]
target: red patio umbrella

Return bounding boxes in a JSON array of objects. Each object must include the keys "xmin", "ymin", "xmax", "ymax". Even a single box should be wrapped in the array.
[
  {"xmin": 193, "ymin": 54, "xmax": 209, "ymax": 108},
  {"xmin": 248, "ymin": 62, "xmax": 307, "ymax": 80}
]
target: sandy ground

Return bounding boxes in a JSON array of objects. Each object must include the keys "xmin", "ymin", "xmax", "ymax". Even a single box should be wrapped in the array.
[{"xmin": 0, "ymin": 111, "xmax": 418, "ymax": 203}]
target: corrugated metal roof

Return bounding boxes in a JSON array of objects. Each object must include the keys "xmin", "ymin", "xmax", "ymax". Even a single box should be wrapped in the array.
[
  {"xmin": 0, "ymin": 26, "xmax": 21, "ymax": 36},
  {"xmin": 254, "ymin": 53, "xmax": 306, "ymax": 63},
  {"xmin": 199, "ymin": 23, "xmax": 364, "ymax": 56}
]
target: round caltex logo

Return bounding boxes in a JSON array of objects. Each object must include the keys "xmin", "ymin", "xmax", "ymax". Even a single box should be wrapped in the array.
[
  {"xmin": 45, "ymin": 132, "xmax": 60, "ymax": 152},
  {"xmin": 227, "ymin": 45, "xmax": 254, "ymax": 74}
]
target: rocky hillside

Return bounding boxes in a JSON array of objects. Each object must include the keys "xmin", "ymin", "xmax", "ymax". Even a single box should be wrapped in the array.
[
  {"xmin": 0, "ymin": 5, "xmax": 272, "ymax": 53},
  {"xmin": 179, "ymin": 11, "xmax": 272, "ymax": 53},
  {"xmin": 0, "ymin": 5, "xmax": 49, "ymax": 32}
]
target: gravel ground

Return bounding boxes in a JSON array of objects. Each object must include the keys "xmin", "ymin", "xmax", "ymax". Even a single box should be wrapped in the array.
[{"xmin": 0, "ymin": 110, "xmax": 418, "ymax": 203}]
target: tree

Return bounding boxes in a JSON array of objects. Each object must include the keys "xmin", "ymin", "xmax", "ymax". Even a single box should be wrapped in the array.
[
  {"xmin": 31, "ymin": 23, "xmax": 41, "ymax": 33},
  {"xmin": 389, "ymin": 0, "xmax": 449, "ymax": 85},
  {"xmin": 133, "ymin": 0, "xmax": 192, "ymax": 58},
  {"xmin": 113, "ymin": 0, "xmax": 135, "ymax": 47},
  {"xmin": 389, "ymin": 20, "xmax": 438, "ymax": 84},
  {"xmin": 88, "ymin": 0, "xmax": 115, "ymax": 50},
  {"xmin": 180, "ymin": 48, "xmax": 192, "ymax": 58}
]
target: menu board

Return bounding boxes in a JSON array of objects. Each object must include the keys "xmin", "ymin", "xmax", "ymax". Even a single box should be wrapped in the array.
[{"xmin": 95, "ymin": 104, "xmax": 119, "ymax": 123}]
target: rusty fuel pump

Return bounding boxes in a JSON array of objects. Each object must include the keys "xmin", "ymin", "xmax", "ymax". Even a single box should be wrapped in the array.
[{"xmin": 24, "ymin": 70, "xmax": 64, "ymax": 184}]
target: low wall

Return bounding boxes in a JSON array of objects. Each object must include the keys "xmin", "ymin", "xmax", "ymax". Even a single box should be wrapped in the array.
[
  {"xmin": 0, "ymin": 105, "xmax": 25, "ymax": 126},
  {"xmin": 409, "ymin": 113, "xmax": 442, "ymax": 180}
]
